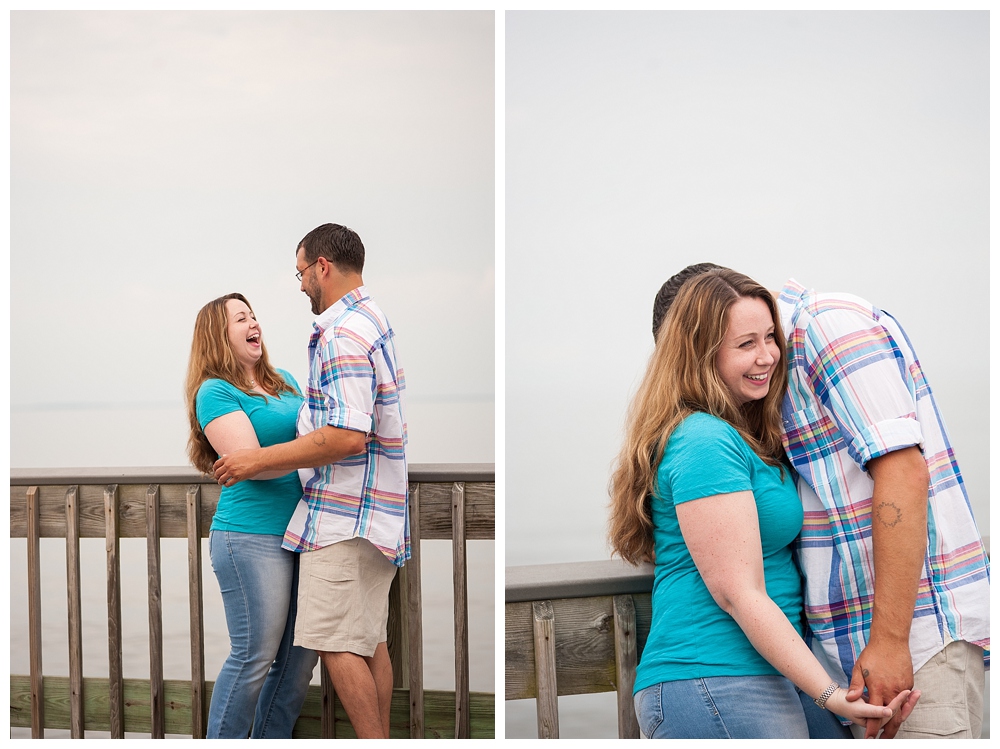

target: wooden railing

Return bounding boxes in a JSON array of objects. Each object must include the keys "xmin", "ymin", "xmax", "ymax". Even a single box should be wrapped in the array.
[
  {"xmin": 505, "ymin": 559, "xmax": 653, "ymax": 739},
  {"xmin": 10, "ymin": 463, "xmax": 495, "ymax": 739}
]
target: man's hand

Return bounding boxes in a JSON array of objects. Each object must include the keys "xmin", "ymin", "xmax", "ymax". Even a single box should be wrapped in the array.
[
  {"xmin": 214, "ymin": 448, "xmax": 264, "ymax": 486},
  {"xmin": 846, "ymin": 638, "xmax": 914, "ymax": 739}
]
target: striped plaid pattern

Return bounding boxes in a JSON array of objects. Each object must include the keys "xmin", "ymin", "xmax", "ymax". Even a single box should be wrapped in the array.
[
  {"xmin": 282, "ymin": 286, "xmax": 410, "ymax": 567},
  {"xmin": 778, "ymin": 280, "xmax": 989, "ymax": 683}
]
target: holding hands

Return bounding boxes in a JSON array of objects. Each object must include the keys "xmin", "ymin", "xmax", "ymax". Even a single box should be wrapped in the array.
[
  {"xmin": 845, "ymin": 641, "xmax": 919, "ymax": 739},
  {"xmin": 825, "ymin": 684, "xmax": 921, "ymax": 739}
]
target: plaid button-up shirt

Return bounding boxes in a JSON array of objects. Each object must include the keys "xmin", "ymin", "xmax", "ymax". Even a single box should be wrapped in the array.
[
  {"xmin": 282, "ymin": 286, "xmax": 410, "ymax": 567},
  {"xmin": 778, "ymin": 280, "xmax": 989, "ymax": 683}
]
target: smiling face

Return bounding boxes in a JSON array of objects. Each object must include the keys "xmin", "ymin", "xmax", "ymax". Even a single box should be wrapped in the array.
[
  {"xmin": 715, "ymin": 296, "xmax": 780, "ymax": 405},
  {"xmin": 225, "ymin": 298, "xmax": 262, "ymax": 372}
]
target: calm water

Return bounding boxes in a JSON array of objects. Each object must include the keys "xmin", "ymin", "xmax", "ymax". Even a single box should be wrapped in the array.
[{"xmin": 9, "ymin": 402, "xmax": 495, "ymax": 738}]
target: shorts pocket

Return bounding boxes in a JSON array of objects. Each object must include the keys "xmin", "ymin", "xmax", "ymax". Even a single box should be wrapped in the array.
[{"xmin": 897, "ymin": 702, "xmax": 970, "ymax": 737}]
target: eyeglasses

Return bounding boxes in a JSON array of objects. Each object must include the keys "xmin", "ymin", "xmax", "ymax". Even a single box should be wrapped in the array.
[{"xmin": 295, "ymin": 258, "xmax": 320, "ymax": 282}]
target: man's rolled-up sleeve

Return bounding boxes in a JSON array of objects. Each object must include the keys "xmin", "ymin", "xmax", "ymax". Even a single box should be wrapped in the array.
[
  {"xmin": 801, "ymin": 307, "xmax": 924, "ymax": 469},
  {"xmin": 318, "ymin": 333, "xmax": 375, "ymax": 434}
]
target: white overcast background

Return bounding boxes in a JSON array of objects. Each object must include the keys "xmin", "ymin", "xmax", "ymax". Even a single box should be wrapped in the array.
[
  {"xmin": 10, "ymin": 10, "xmax": 494, "ymax": 468},
  {"xmin": 8, "ymin": 11, "xmax": 496, "ymax": 723},
  {"xmin": 506, "ymin": 10, "xmax": 989, "ymax": 567}
]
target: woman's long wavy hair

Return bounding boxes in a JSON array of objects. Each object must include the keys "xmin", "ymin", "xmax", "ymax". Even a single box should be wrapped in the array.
[
  {"xmin": 185, "ymin": 293, "xmax": 298, "ymax": 475},
  {"xmin": 608, "ymin": 269, "xmax": 788, "ymax": 564}
]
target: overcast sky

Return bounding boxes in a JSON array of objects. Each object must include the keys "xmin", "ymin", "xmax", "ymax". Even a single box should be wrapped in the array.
[
  {"xmin": 10, "ymin": 10, "xmax": 494, "ymax": 466},
  {"xmin": 506, "ymin": 10, "xmax": 989, "ymax": 565}
]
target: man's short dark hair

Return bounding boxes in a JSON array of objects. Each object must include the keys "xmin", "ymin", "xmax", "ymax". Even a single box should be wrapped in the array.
[
  {"xmin": 298, "ymin": 223, "xmax": 365, "ymax": 274},
  {"xmin": 652, "ymin": 262, "xmax": 726, "ymax": 340}
]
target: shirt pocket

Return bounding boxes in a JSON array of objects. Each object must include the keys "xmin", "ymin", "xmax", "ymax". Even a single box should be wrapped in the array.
[{"xmin": 782, "ymin": 406, "xmax": 846, "ymax": 474}]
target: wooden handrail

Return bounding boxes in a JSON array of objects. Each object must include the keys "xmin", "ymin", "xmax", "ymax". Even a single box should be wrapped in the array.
[{"xmin": 11, "ymin": 463, "xmax": 495, "ymax": 739}]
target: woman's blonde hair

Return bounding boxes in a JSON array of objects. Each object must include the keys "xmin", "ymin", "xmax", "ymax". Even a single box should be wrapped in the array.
[
  {"xmin": 608, "ymin": 269, "xmax": 788, "ymax": 564},
  {"xmin": 185, "ymin": 293, "xmax": 298, "ymax": 474}
]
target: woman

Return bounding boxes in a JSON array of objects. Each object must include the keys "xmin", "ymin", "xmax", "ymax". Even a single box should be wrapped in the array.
[
  {"xmin": 185, "ymin": 292, "xmax": 318, "ymax": 739},
  {"xmin": 608, "ymin": 269, "xmax": 916, "ymax": 739}
]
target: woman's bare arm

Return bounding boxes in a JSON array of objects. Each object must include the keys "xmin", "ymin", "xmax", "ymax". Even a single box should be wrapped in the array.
[
  {"xmin": 676, "ymin": 491, "xmax": 912, "ymax": 726},
  {"xmin": 203, "ymin": 411, "xmax": 293, "ymax": 481}
]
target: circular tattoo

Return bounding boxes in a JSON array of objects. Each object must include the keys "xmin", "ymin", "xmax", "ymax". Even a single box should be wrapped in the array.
[{"xmin": 875, "ymin": 501, "xmax": 902, "ymax": 528}]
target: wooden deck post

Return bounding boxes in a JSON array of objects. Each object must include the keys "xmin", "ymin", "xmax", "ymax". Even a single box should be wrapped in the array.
[
  {"xmin": 320, "ymin": 667, "xmax": 337, "ymax": 738},
  {"xmin": 405, "ymin": 483, "xmax": 425, "ymax": 738},
  {"xmin": 66, "ymin": 486, "xmax": 84, "ymax": 738},
  {"xmin": 186, "ymin": 485, "xmax": 206, "ymax": 738},
  {"xmin": 146, "ymin": 485, "xmax": 165, "ymax": 738},
  {"xmin": 105, "ymin": 484, "xmax": 125, "ymax": 738},
  {"xmin": 531, "ymin": 600, "xmax": 559, "ymax": 739},
  {"xmin": 451, "ymin": 482, "xmax": 470, "ymax": 739},
  {"xmin": 613, "ymin": 594, "xmax": 639, "ymax": 739},
  {"xmin": 27, "ymin": 486, "xmax": 44, "ymax": 739}
]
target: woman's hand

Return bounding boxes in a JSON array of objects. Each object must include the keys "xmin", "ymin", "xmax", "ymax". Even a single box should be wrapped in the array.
[{"xmin": 826, "ymin": 687, "xmax": 921, "ymax": 736}]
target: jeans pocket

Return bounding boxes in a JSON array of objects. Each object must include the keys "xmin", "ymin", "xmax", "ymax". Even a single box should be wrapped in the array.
[{"xmin": 634, "ymin": 684, "xmax": 664, "ymax": 738}]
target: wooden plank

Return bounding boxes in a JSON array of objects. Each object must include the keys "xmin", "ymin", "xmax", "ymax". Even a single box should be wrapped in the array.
[
  {"xmin": 387, "ymin": 568, "xmax": 407, "ymax": 689},
  {"xmin": 185, "ymin": 485, "xmax": 206, "ymax": 739},
  {"xmin": 10, "ymin": 479, "xmax": 493, "ymax": 541},
  {"xmin": 10, "ymin": 482, "xmax": 220, "ymax": 539},
  {"xmin": 532, "ymin": 600, "xmax": 559, "ymax": 739},
  {"xmin": 10, "ymin": 463, "xmax": 494, "ymax": 487},
  {"xmin": 451, "ymin": 482, "xmax": 470, "ymax": 739},
  {"xmin": 505, "ymin": 593, "xmax": 653, "ymax": 701},
  {"xmin": 320, "ymin": 664, "xmax": 336, "ymax": 738},
  {"xmin": 65, "ymin": 486, "xmax": 84, "ymax": 738},
  {"xmin": 146, "ymin": 485, "xmax": 165, "ymax": 738},
  {"xmin": 11, "ymin": 675, "xmax": 495, "ymax": 738},
  {"xmin": 105, "ymin": 484, "xmax": 125, "ymax": 738},
  {"xmin": 613, "ymin": 595, "xmax": 639, "ymax": 739},
  {"xmin": 27, "ymin": 486, "xmax": 44, "ymax": 738},
  {"xmin": 405, "ymin": 484, "xmax": 425, "ymax": 739},
  {"xmin": 413, "ymin": 482, "xmax": 494, "ymax": 540}
]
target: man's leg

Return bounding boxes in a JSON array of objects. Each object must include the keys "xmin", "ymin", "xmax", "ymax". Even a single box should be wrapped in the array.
[{"xmin": 321, "ymin": 650, "xmax": 386, "ymax": 739}]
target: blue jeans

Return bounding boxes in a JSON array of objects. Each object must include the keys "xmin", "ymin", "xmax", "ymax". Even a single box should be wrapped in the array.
[
  {"xmin": 634, "ymin": 675, "xmax": 810, "ymax": 739},
  {"xmin": 208, "ymin": 531, "xmax": 319, "ymax": 739}
]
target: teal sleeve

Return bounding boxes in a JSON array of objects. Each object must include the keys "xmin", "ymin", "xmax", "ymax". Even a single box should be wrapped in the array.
[
  {"xmin": 195, "ymin": 380, "xmax": 242, "ymax": 430},
  {"xmin": 660, "ymin": 415, "xmax": 754, "ymax": 505}
]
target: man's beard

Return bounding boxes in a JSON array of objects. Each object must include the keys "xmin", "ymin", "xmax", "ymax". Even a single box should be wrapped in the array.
[{"xmin": 304, "ymin": 282, "xmax": 322, "ymax": 315}]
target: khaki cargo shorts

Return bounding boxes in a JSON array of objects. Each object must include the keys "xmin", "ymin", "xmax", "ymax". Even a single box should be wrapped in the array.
[{"xmin": 294, "ymin": 537, "xmax": 398, "ymax": 657}]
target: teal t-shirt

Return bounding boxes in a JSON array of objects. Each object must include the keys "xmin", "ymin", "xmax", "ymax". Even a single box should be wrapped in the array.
[
  {"xmin": 196, "ymin": 369, "xmax": 304, "ymax": 536},
  {"xmin": 633, "ymin": 412, "xmax": 804, "ymax": 694}
]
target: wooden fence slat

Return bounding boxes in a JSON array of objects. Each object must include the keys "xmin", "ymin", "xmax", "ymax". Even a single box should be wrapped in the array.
[
  {"xmin": 531, "ymin": 600, "xmax": 559, "ymax": 739},
  {"xmin": 66, "ymin": 486, "xmax": 84, "ymax": 738},
  {"xmin": 27, "ymin": 486, "xmax": 44, "ymax": 738},
  {"xmin": 321, "ymin": 665, "xmax": 336, "ymax": 738},
  {"xmin": 186, "ymin": 485, "xmax": 206, "ymax": 738},
  {"xmin": 451, "ymin": 482, "xmax": 470, "ymax": 739},
  {"xmin": 105, "ymin": 484, "xmax": 125, "ymax": 738},
  {"xmin": 613, "ymin": 595, "xmax": 639, "ymax": 739},
  {"xmin": 146, "ymin": 485, "xmax": 165, "ymax": 738},
  {"xmin": 406, "ymin": 484, "xmax": 425, "ymax": 738}
]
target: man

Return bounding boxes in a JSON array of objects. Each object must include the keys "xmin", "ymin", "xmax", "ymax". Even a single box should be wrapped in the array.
[
  {"xmin": 652, "ymin": 265, "xmax": 989, "ymax": 739},
  {"xmin": 214, "ymin": 223, "xmax": 409, "ymax": 739}
]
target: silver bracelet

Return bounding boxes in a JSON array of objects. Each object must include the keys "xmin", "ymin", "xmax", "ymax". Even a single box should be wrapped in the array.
[{"xmin": 814, "ymin": 683, "xmax": 839, "ymax": 710}]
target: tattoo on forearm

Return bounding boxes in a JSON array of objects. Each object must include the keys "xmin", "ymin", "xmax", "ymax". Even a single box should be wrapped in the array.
[
  {"xmin": 875, "ymin": 501, "xmax": 903, "ymax": 528},
  {"xmin": 311, "ymin": 430, "xmax": 327, "ymax": 446}
]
